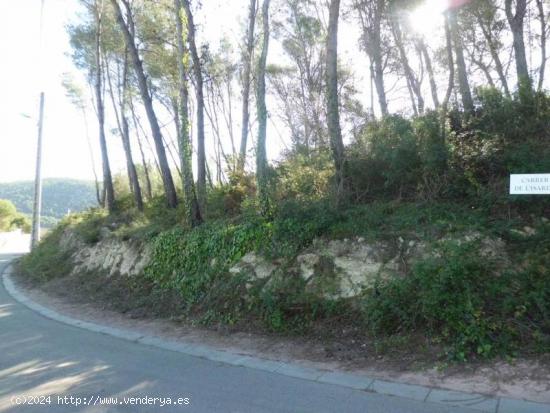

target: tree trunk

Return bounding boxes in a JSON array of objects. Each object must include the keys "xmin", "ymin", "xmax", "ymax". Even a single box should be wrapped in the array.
[
  {"xmin": 174, "ymin": 0, "xmax": 202, "ymax": 226},
  {"xmin": 105, "ymin": 47, "xmax": 143, "ymax": 211},
  {"xmin": 505, "ymin": 0, "xmax": 531, "ymax": 88},
  {"xmin": 417, "ymin": 39, "xmax": 439, "ymax": 109},
  {"xmin": 256, "ymin": 0, "xmax": 271, "ymax": 216},
  {"xmin": 442, "ymin": 13, "xmax": 455, "ymax": 112},
  {"xmin": 181, "ymin": 0, "xmax": 206, "ymax": 213},
  {"xmin": 238, "ymin": 0, "xmax": 257, "ymax": 171},
  {"xmin": 476, "ymin": 13, "xmax": 511, "ymax": 97},
  {"xmin": 391, "ymin": 17, "xmax": 424, "ymax": 114},
  {"xmin": 449, "ymin": 9, "xmax": 474, "ymax": 113},
  {"xmin": 371, "ymin": 17, "xmax": 388, "ymax": 116},
  {"xmin": 536, "ymin": 0, "xmax": 547, "ymax": 91},
  {"xmin": 110, "ymin": 0, "xmax": 178, "ymax": 208},
  {"xmin": 326, "ymin": 0, "xmax": 346, "ymax": 205},
  {"xmin": 81, "ymin": 108, "xmax": 102, "ymax": 205},
  {"xmin": 94, "ymin": 0, "xmax": 115, "ymax": 212},
  {"xmin": 129, "ymin": 95, "xmax": 153, "ymax": 201},
  {"xmin": 356, "ymin": 0, "xmax": 388, "ymax": 116}
]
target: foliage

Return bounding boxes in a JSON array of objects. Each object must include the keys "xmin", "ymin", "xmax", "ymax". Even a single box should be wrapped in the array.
[
  {"xmin": 274, "ymin": 150, "xmax": 334, "ymax": 202},
  {"xmin": 362, "ymin": 236, "xmax": 550, "ymax": 361},
  {"xmin": 205, "ymin": 170, "xmax": 256, "ymax": 220},
  {"xmin": 145, "ymin": 218, "xmax": 269, "ymax": 307},
  {"xmin": 0, "ymin": 199, "xmax": 31, "ymax": 233},
  {"xmin": 17, "ymin": 224, "xmax": 72, "ymax": 282},
  {"xmin": 347, "ymin": 115, "xmax": 424, "ymax": 201}
]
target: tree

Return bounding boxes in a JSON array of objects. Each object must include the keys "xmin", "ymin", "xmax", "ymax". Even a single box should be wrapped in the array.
[
  {"xmin": 270, "ymin": 0, "xmax": 329, "ymax": 153},
  {"xmin": 238, "ymin": 0, "xmax": 257, "ymax": 171},
  {"xmin": 256, "ymin": 0, "xmax": 271, "ymax": 216},
  {"xmin": 94, "ymin": 0, "xmax": 116, "ymax": 212},
  {"xmin": 174, "ymin": 0, "xmax": 202, "ymax": 226},
  {"xmin": 389, "ymin": 7, "xmax": 424, "ymax": 114},
  {"xmin": 505, "ymin": 0, "xmax": 530, "ymax": 88},
  {"xmin": 354, "ymin": 0, "xmax": 389, "ymax": 116},
  {"xmin": 102, "ymin": 8, "xmax": 144, "ymax": 211},
  {"xmin": 61, "ymin": 73, "xmax": 102, "ymax": 205},
  {"xmin": 326, "ymin": 0, "xmax": 345, "ymax": 204},
  {"xmin": 536, "ymin": 0, "xmax": 547, "ymax": 91},
  {"xmin": 110, "ymin": 0, "xmax": 178, "ymax": 208},
  {"xmin": 417, "ymin": 38, "xmax": 440, "ymax": 108},
  {"xmin": 470, "ymin": 0, "xmax": 511, "ymax": 97},
  {"xmin": 181, "ymin": 0, "xmax": 207, "ymax": 212},
  {"xmin": 442, "ymin": 12, "xmax": 455, "ymax": 112},
  {"xmin": 0, "ymin": 199, "xmax": 18, "ymax": 232},
  {"xmin": 448, "ymin": 8, "xmax": 474, "ymax": 113}
]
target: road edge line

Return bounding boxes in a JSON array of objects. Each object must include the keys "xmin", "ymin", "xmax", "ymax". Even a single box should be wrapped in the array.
[{"xmin": 4, "ymin": 261, "xmax": 550, "ymax": 412}]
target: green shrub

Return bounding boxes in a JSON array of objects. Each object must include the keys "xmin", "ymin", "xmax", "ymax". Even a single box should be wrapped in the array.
[
  {"xmin": 0, "ymin": 199, "xmax": 30, "ymax": 232},
  {"xmin": 206, "ymin": 170, "xmax": 256, "ymax": 220},
  {"xmin": 362, "ymin": 238, "xmax": 550, "ymax": 361},
  {"xmin": 17, "ymin": 226, "xmax": 72, "ymax": 282},
  {"xmin": 275, "ymin": 150, "xmax": 334, "ymax": 202},
  {"xmin": 347, "ymin": 115, "xmax": 423, "ymax": 201}
]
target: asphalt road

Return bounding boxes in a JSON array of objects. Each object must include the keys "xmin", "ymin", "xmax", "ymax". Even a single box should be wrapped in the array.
[{"xmin": 0, "ymin": 250, "xmax": 482, "ymax": 413}]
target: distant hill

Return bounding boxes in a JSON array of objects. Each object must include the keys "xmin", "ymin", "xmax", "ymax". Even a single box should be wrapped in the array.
[{"xmin": 0, "ymin": 178, "xmax": 98, "ymax": 227}]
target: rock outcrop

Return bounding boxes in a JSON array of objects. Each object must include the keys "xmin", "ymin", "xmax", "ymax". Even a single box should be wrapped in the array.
[
  {"xmin": 229, "ymin": 233, "xmax": 508, "ymax": 300},
  {"xmin": 59, "ymin": 228, "xmax": 151, "ymax": 278}
]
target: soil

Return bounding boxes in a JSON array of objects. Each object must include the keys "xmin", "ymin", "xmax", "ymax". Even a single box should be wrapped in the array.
[{"xmin": 11, "ymin": 269, "xmax": 550, "ymax": 404}]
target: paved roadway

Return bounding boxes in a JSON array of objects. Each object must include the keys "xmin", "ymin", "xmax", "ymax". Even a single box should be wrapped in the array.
[{"xmin": 0, "ymin": 238, "xmax": 484, "ymax": 413}]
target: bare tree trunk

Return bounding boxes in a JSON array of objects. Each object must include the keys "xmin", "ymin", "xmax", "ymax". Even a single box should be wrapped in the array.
[
  {"xmin": 94, "ymin": 0, "xmax": 115, "ymax": 212},
  {"xmin": 536, "ymin": 0, "xmax": 547, "ymax": 91},
  {"xmin": 505, "ymin": 0, "xmax": 531, "ymax": 88},
  {"xmin": 470, "ymin": 53, "xmax": 496, "ymax": 87},
  {"xmin": 239, "ymin": 0, "xmax": 257, "ymax": 171},
  {"xmin": 130, "ymin": 99, "xmax": 162, "ymax": 178},
  {"xmin": 356, "ymin": 0, "xmax": 388, "ymax": 116},
  {"xmin": 256, "ymin": 0, "xmax": 271, "ymax": 216},
  {"xmin": 442, "ymin": 13, "xmax": 455, "ymax": 112},
  {"xmin": 449, "ymin": 9, "xmax": 474, "ymax": 113},
  {"xmin": 391, "ymin": 17, "xmax": 424, "ymax": 114},
  {"xmin": 105, "ymin": 47, "xmax": 143, "ymax": 211},
  {"xmin": 110, "ymin": 0, "xmax": 178, "ymax": 208},
  {"xmin": 476, "ymin": 14, "xmax": 511, "ymax": 97},
  {"xmin": 417, "ymin": 39, "xmax": 439, "ymax": 109},
  {"xmin": 81, "ymin": 108, "xmax": 102, "ymax": 205},
  {"xmin": 135, "ymin": 133, "xmax": 153, "ymax": 201},
  {"xmin": 326, "ymin": 0, "xmax": 346, "ymax": 205},
  {"xmin": 181, "ymin": 0, "xmax": 206, "ymax": 213}
]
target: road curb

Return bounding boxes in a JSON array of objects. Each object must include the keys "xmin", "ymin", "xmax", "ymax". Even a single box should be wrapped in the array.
[{"xmin": 2, "ymin": 262, "xmax": 550, "ymax": 413}]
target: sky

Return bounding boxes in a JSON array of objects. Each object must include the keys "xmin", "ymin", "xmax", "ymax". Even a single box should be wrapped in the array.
[
  {"xmin": 1, "ymin": 0, "xmax": 544, "ymax": 184},
  {"xmin": 0, "ymin": 0, "xmax": 100, "ymax": 183}
]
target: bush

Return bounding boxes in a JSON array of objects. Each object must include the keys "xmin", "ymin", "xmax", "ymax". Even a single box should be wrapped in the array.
[
  {"xmin": 362, "ymin": 238, "xmax": 550, "ymax": 361},
  {"xmin": 17, "ymin": 226, "xmax": 72, "ymax": 282},
  {"xmin": 0, "ymin": 199, "xmax": 30, "ymax": 232},
  {"xmin": 206, "ymin": 170, "xmax": 256, "ymax": 220},
  {"xmin": 274, "ymin": 150, "xmax": 334, "ymax": 202},
  {"xmin": 347, "ymin": 115, "xmax": 423, "ymax": 201}
]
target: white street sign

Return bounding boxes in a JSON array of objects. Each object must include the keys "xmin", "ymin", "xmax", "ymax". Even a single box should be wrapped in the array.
[{"xmin": 510, "ymin": 174, "xmax": 550, "ymax": 195}]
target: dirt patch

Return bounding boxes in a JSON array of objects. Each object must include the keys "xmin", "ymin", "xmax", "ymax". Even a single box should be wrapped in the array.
[{"xmin": 11, "ymin": 269, "xmax": 550, "ymax": 403}]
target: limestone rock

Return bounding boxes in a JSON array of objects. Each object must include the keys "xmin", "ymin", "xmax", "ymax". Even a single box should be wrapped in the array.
[{"xmin": 229, "ymin": 252, "xmax": 277, "ymax": 281}]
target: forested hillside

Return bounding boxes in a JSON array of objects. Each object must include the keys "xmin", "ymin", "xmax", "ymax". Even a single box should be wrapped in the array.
[
  {"xmin": 0, "ymin": 179, "xmax": 97, "ymax": 227},
  {"xmin": 20, "ymin": 0, "xmax": 550, "ymax": 363}
]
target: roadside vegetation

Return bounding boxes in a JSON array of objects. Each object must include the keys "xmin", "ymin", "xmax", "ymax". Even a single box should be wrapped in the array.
[
  {"xmin": 0, "ymin": 199, "xmax": 31, "ymax": 233},
  {"xmin": 20, "ymin": 86, "xmax": 550, "ymax": 362}
]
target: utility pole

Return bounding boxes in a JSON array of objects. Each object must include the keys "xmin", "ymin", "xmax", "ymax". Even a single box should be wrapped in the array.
[
  {"xmin": 31, "ymin": 0, "xmax": 46, "ymax": 250},
  {"xmin": 31, "ymin": 93, "xmax": 45, "ymax": 249}
]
